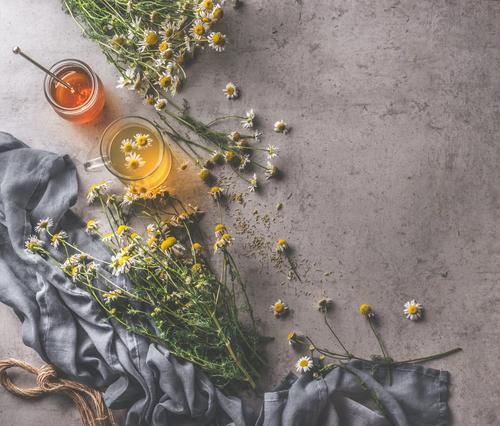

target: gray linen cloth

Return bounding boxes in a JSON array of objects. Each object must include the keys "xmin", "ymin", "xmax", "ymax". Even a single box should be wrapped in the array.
[{"xmin": 0, "ymin": 132, "xmax": 451, "ymax": 426}]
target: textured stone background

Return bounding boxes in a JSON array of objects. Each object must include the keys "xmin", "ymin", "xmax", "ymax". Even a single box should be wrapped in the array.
[{"xmin": 1, "ymin": 0, "xmax": 500, "ymax": 424}]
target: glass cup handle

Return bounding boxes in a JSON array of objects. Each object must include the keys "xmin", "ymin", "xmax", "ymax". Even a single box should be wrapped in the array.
[{"xmin": 84, "ymin": 156, "xmax": 106, "ymax": 171}]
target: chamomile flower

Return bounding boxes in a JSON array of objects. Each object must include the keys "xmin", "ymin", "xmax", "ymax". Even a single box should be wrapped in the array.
[
  {"xmin": 223, "ymin": 82, "xmax": 238, "ymax": 99},
  {"xmin": 295, "ymin": 356, "xmax": 313, "ymax": 373},
  {"xmin": 190, "ymin": 20, "xmax": 206, "ymax": 39},
  {"xmin": 134, "ymin": 133, "xmax": 153, "ymax": 149},
  {"xmin": 169, "ymin": 75, "xmax": 181, "ymax": 95},
  {"xmin": 87, "ymin": 181, "xmax": 111, "ymax": 204},
  {"xmin": 139, "ymin": 29, "xmax": 158, "ymax": 52},
  {"xmin": 154, "ymin": 98, "xmax": 168, "ymax": 111},
  {"xmin": 248, "ymin": 174, "xmax": 258, "ymax": 192},
  {"xmin": 25, "ymin": 235, "xmax": 44, "ymax": 255},
  {"xmin": 276, "ymin": 239, "xmax": 288, "ymax": 253},
  {"xmin": 103, "ymin": 289, "xmax": 123, "ymax": 304},
  {"xmin": 403, "ymin": 300, "xmax": 423, "ymax": 321},
  {"xmin": 214, "ymin": 223, "xmax": 226, "ymax": 238},
  {"xmin": 200, "ymin": 0, "xmax": 214, "ymax": 10},
  {"xmin": 270, "ymin": 299, "xmax": 288, "ymax": 317},
  {"xmin": 120, "ymin": 138, "xmax": 137, "ymax": 154},
  {"xmin": 160, "ymin": 236, "xmax": 178, "ymax": 252},
  {"xmin": 274, "ymin": 120, "xmax": 289, "ymax": 134},
  {"xmin": 85, "ymin": 219, "xmax": 100, "ymax": 234},
  {"xmin": 265, "ymin": 162, "xmax": 279, "ymax": 180},
  {"xmin": 147, "ymin": 236, "xmax": 157, "ymax": 249},
  {"xmin": 207, "ymin": 32, "xmax": 226, "ymax": 52},
  {"xmin": 101, "ymin": 232, "xmax": 113, "ymax": 242},
  {"xmin": 191, "ymin": 263, "xmax": 203, "ymax": 274},
  {"xmin": 117, "ymin": 225, "xmax": 129, "ymax": 236},
  {"xmin": 50, "ymin": 231, "xmax": 68, "ymax": 248},
  {"xmin": 146, "ymin": 224, "xmax": 157, "ymax": 236},
  {"xmin": 110, "ymin": 251, "xmax": 135, "ymax": 275},
  {"xmin": 359, "ymin": 303, "xmax": 375, "ymax": 318},
  {"xmin": 228, "ymin": 131, "xmax": 241, "ymax": 142},
  {"xmin": 158, "ymin": 73, "xmax": 172, "ymax": 88},
  {"xmin": 144, "ymin": 95, "xmax": 155, "ymax": 106},
  {"xmin": 121, "ymin": 192, "xmax": 136, "ymax": 206},
  {"xmin": 287, "ymin": 331, "xmax": 299, "ymax": 346},
  {"xmin": 199, "ymin": 168, "xmax": 211, "ymax": 181},
  {"xmin": 161, "ymin": 21, "xmax": 178, "ymax": 39},
  {"xmin": 158, "ymin": 40, "xmax": 170, "ymax": 53},
  {"xmin": 214, "ymin": 232, "xmax": 233, "ymax": 253},
  {"xmin": 241, "ymin": 109, "xmax": 255, "ymax": 129},
  {"xmin": 111, "ymin": 34, "xmax": 126, "ymax": 47},
  {"xmin": 211, "ymin": 151, "xmax": 224, "ymax": 164},
  {"xmin": 209, "ymin": 186, "xmax": 224, "ymax": 201},
  {"xmin": 125, "ymin": 152, "xmax": 146, "ymax": 170},
  {"xmin": 35, "ymin": 217, "xmax": 53, "ymax": 234},
  {"xmin": 266, "ymin": 145, "xmax": 279, "ymax": 159},
  {"xmin": 116, "ymin": 68, "xmax": 136, "ymax": 88},
  {"xmin": 192, "ymin": 242, "xmax": 202, "ymax": 252},
  {"xmin": 238, "ymin": 155, "xmax": 250, "ymax": 171},
  {"xmin": 211, "ymin": 4, "xmax": 223, "ymax": 20}
]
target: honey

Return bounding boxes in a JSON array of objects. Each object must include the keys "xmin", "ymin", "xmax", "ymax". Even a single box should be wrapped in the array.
[{"xmin": 44, "ymin": 59, "xmax": 105, "ymax": 124}]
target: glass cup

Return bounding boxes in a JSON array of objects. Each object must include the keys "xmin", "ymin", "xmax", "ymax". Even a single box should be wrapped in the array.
[
  {"xmin": 85, "ymin": 116, "xmax": 172, "ymax": 191},
  {"xmin": 44, "ymin": 59, "xmax": 105, "ymax": 124}
]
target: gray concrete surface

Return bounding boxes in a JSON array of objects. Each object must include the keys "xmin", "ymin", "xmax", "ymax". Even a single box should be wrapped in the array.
[{"xmin": 1, "ymin": 0, "xmax": 500, "ymax": 424}]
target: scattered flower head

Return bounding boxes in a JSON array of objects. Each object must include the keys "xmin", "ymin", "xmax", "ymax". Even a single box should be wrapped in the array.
[
  {"xmin": 359, "ymin": 303, "xmax": 375, "ymax": 318},
  {"xmin": 274, "ymin": 120, "xmax": 289, "ymax": 134},
  {"xmin": 241, "ymin": 109, "xmax": 255, "ymax": 129},
  {"xmin": 265, "ymin": 162, "xmax": 279, "ymax": 180},
  {"xmin": 223, "ymin": 82, "xmax": 238, "ymax": 99},
  {"xmin": 403, "ymin": 300, "xmax": 423, "ymax": 321},
  {"xmin": 270, "ymin": 299, "xmax": 288, "ymax": 317},
  {"xmin": 25, "ymin": 235, "xmax": 44, "ymax": 255},
  {"xmin": 87, "ymin": 181, "xmax": 111, "ymax": 204}
]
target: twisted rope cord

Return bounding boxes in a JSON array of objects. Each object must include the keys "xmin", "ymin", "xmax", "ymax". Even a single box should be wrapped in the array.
[{"xmin": 0, "ymin": 358, "xmax": 117, "ymax": 426}]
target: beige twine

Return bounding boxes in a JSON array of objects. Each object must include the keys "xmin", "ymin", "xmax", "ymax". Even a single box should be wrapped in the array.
[{"xmin": 0, "ymin": 358, "xmax": 117, "ymax": 426}]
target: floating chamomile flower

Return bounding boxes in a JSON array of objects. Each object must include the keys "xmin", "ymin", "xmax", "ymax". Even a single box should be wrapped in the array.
[
  {"xmin": 265, "ymin": 162, "xmax": 279, "ymax": 180},
  {"xmin": 248, "ymin": 174, "xmax": 258, "ymax": 192},
  {"xmin": 296, "ymin": 356, "xmax": 313, "ymax": 373},
  {"xmin": 403, "ymin": 300, "xmax": 423, "ymax": 321},
  {"xmin": 266, "ymin": 145, "xmax": 279, "ymax": 159},
  {"xmin": 87, "ymin": 181, "xmax": 111, "ymax": 204},
  {"xmin": 25, "ymin": 235, "xmax": 44, "ymax": 255},
  {"xmin": 120, "ymin": 138, "xmax": 137, "ymax": 154},
  {"xmin": 270, "ymin": 299, "xmax": 288, "ymax": 317},
  {"xmin": 85, "ymin": 219, "xmax": 100, "ymax": 234},
  {"xmin": 125, "ymin": 152, "xmax": 146, "ymax": 170},
  {"xmin": 241, "ymin": 109, "xmax": 255, "ymax": 129},
  {"xmin": 139, "ymin": 29, "xmax": 158, "ymax": 52},
  {"xmin": 208, "ymin": 32, "xmax": 226, "ymax": 51},
  {"xmin": 276, "ymin": 239, "xmax": 288, "ymax": 253},
  {"xmin": 35, "ymin": 217, "xmax": 53, "ymax": 234},
  {"xmin": 209, "ymin": 186, "xmax": 224, "ymax": 201},
  {"xmin": 50, "ymin": 231, "xmax": 68, "ymax": 248},
  {"xmin": 359, "ymin": 303, "xmax": 375, "ymax": 318},
  {"xmin": 214, "ymin": 232, "xmax": 233, "ymax": 253},
  {"xmin": 223, "ymin": 82, "xmax": 238, "ymax": 99},
  {"xmin": 154, "ymin": 98, "xmax": 168, "ymax": 111},
  {"xmin": 134, "ymin": 133, "xmax": 153, "ymax": 149},
  {"xmin": 274, "ymin": 120, "xmax": 289, "ymax": 134}
]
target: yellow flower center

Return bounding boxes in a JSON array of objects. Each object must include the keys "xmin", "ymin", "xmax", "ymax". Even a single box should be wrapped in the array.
[
  {"xmin": 359, "ymin": 303, "xmax": 371, "ymax": 315},
  {"xmin": 160, "ymin": 236, "xmax": 177, "ymax": 251},
  {"xmin": 277, "ymin": 122, "xmax": 286, "ymax": 131},
  {"xmin": 118, "ymin": 256, "xmax": 129, "ymax": 266},
  {"xmin": 210, "ymin": 186, "xmax": 221, "ymax": 193},
  {"xmin": 408, "ymin": 305, "xmax": 418, "ymax": 315},
  {"xmin": 225, "ymin": 151, "xmax": 235, "ymax": 161},
  {"xmin": 136, "ymin": 134, "xmax": 148, "ymax": 146},
  {"xmin": 274, "ymin": 302, "xmax": 284, "ymax": 312},
  {"xmin": 287, "ymin": 331, "xmax": 296, "ymax": 341},
  {"xmin": 164, "ymin": 28, "xmax": 173, "ymax": 38},
  {"xmin": 277, "ymin": 239, "xmax": 287, "ymax": 246},
  {"xmin": 191, "ymin": 263, "xmax": 202, "ymax": 273},
  {"xmin": 129, "ymin": 159, "xmax": 140, "ymax": 169},
  {"xmin": 215, "ymin": 223, "xmax": 225, "ymax": 233},
  {"xmin": 203, "ymin": 0, "xmax": 213, "ymax": 9},
  {"xmin": 123, "ymin": 142, "xmax": 133, "ymax": 153},
  {"xmin": 221, "ymin": 233, "xmax": 232, "ymax": 241},
  {"xmin": 130, "ymin": 233, "xmax": 140, "ymax": 240},
  {"xmin": 159, "ymin": 41, "xmax": 169, "ymax": 52},
  {"xmin": 145, "ymin": 31, "xmax": 158, "ymax": 45},
  {"xmin": 71, "ymin": 266, "xmax": 78, "ymax": 277},
  {"xmin": 194, "ymin": 24, "xmax": 204, "ymax": 35},
  {"xmin": 299, "ymin": 359, "xmax": 309, "ymax": 368},
  {"xmin": 192, "ymin": 242, "xmax": 202, "ymax": 251},
  {"xmin": 147, "ymin": 237, "xmax": 157, "ymax": 248},
  {"xmin": 226, "ymin": 86, "xmax": 234, "ymax": 96},
  {"xmin": 213, "ymin": 7, "xmax": 223, "ymax": 19},
  {"xmin": 159, "ymin": 75, "xmax": 171, "ymax": 87},
  {"xmin": 212, "ymin": 32, "xmax": 222, "ymax": 44}
]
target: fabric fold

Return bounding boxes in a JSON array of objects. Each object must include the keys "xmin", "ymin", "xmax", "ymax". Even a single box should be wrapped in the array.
[{"xmin": 0, "ymin": 132, "xmax": 452, "ymax": 426}]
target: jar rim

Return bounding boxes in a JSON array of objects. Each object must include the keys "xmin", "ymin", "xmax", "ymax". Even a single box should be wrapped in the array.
[{"xmin": 43, "ymin": 59, "xmax": 98, "ymax": 113}]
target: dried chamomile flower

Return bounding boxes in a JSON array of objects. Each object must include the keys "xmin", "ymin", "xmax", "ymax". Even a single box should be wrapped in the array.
[
  {"xmin": 270, "ymin": 299, "xmax": 288, "ymax": 317},
  {"xmin": 223, "ymin": 82, "xmax": 238, "ymax": 99},
  {"xmin": 403, "ymin": 300, "xmax": 423, "ymax": 321},
  {"xmin": 198, "ymin": 168, "xmax": 212, "ymax": 182},
  {"xmin": 295, "ymin": 356, "xmax": 313, "ymax": 373}
]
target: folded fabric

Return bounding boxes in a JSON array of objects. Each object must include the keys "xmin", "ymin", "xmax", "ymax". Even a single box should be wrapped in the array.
[{"xmin": 0, "ymin": 132, "xmax": 451, "ymax": 426}]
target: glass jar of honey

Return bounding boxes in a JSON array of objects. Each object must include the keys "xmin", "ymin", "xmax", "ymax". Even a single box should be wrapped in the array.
[{"xmin": 43, "ymin": 59, "xmax": 105, "ymax": 124}]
